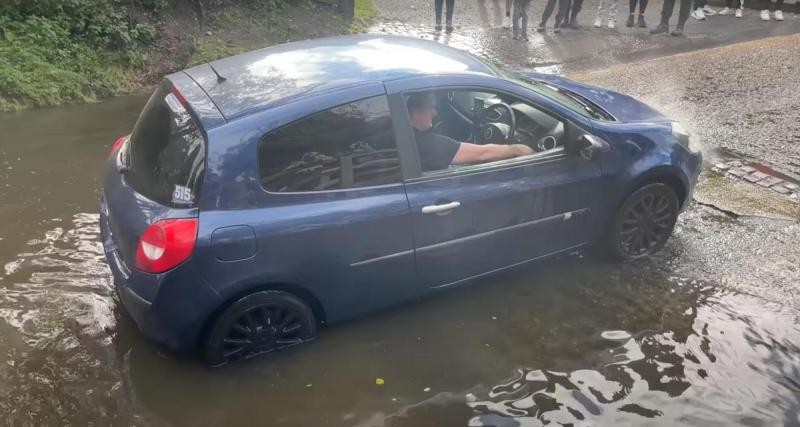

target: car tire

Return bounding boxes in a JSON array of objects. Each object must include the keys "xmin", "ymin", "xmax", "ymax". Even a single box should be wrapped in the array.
[
  {"xmin": 203, "ymin": 290, "xmax": 317, "ymax": 366},
  {"xmin": 603, "ymin": 183, "xmax": 680, "ymax": 262}
]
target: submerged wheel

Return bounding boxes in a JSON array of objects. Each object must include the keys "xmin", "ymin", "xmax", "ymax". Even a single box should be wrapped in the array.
[
  {"xmin": 604, "ymin": 183, "xmax": 680, "ymax": 261},
  {"xmin": 203, "ymin": 290, "xmax": 316, "ymax": 366}
]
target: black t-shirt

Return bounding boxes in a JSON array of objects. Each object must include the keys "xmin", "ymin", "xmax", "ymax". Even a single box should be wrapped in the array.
[{"xmin": 414, "ymin": 130, "xmax": 461, "ymax": 172}]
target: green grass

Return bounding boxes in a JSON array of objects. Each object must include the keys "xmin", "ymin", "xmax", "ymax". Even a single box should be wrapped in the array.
[{"xmin": 350, "ymin": 0, "xmax": 378, "ymax": 32}]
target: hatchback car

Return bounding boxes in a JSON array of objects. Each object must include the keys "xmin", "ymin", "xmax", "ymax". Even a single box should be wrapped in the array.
[{"xmin": 100, "ymin": 35, "xmax": 702, "ymax": 365}]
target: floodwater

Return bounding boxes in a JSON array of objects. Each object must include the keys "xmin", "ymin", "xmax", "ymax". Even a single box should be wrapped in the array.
[{"xmin": 1, "ymin": 97, "xmax": 800, "ymax": 426}]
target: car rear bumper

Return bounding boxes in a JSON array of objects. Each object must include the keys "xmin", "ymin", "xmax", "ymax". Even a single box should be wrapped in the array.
[{"xmin": 100, "ymin": 197, "xmax": 220, "ymax": 353}]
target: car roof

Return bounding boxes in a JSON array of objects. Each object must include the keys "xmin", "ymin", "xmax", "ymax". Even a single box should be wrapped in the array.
[{"xmin": 180, "ymin": 34, "xmax": 498, "ymax": 120}]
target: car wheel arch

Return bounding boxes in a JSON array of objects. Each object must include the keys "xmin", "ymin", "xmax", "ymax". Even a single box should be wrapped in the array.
[
  {"xmin": 630, "ymin": 168, "xmax": 688, "ymax": 209},
  {"xmin": 197, "ymin": 281, "xmax": 327, "ymax": 352}
]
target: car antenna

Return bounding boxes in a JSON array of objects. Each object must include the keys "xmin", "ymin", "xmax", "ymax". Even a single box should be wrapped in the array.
[{"xmin": 208, "ymin": 62, "xmax": 227, "ymax": 83}]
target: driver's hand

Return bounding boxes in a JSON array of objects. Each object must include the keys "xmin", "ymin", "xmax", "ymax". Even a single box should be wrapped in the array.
[{"xmin": 511, "ymin": 144, "xmax": 534, "ymax": 157}]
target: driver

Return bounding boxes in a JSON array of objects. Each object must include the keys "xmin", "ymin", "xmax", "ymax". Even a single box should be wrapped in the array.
[{"xmin": 407, "ymin": 93, "xmax": 534, "ymax": 172}]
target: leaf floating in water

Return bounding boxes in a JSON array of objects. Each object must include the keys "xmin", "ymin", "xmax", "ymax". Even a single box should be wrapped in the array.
[
  {"xmin": 376, "ymin": 378, "xmax": 385, "ymax": 385},
  {"xmin": 424, "ymin": 387, "xmax": 431, "ymax": 392},
  {"xmin": 305, "ymin": 383, "xmax": 312, "ymax": 388}
]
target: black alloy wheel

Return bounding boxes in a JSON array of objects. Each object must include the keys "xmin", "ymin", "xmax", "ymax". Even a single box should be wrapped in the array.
[
  {"xmin": 204, "ymin": 291, "xmax": 316, "ymax": 366},
  {"xmin": 605, "ymin": 183, "xmax": 680, "ymax": 261}
]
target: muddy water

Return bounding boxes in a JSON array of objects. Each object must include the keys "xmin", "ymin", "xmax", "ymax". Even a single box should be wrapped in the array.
[{"xmin": 1, "ymin": 98, "xmax": 800, "ymax": 426}]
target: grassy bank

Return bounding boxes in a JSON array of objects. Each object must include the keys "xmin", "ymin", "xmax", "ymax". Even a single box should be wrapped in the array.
[{"xmin": 0, "ymin": 0, "xmax": 376, "ymax": 112}]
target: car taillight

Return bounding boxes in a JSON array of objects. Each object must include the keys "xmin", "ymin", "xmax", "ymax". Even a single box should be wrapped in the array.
[
  {"xmin": 110, "ymin": 136, "xmax": 127, "ymax": 159},
  {"xmin": 135, "ymin": 218, "xmax": 198, "ymax": 273}
]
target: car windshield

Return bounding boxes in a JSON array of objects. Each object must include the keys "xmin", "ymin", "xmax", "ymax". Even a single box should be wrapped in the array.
[{"xmin": 496, "ymin": 67, "xmax": 614, "ymax": 121}]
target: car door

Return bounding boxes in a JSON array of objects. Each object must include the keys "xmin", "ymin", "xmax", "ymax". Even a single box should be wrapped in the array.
[
  {"xmin": 386, "ymin": 76, "xmax": 606, "ymax": 288},
  {"xmin": 197, "ymin": 88, "xmax": 421, "ymax": 322}
]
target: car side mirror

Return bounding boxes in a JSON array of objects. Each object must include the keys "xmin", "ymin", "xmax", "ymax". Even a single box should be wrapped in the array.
[{"xmin": 578, "ymin": 134, "xmax": 610, "ymax": 160}]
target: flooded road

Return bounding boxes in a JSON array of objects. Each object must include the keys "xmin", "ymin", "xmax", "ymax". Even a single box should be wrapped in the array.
[{"xmin": 1, "ymin": 95, "xmax": 800, "ymax": 425}]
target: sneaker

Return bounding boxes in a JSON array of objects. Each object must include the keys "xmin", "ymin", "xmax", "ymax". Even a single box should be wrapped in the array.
[
  {"xmin": 650, "ymin": 23, "xmax": 669, "ymax": 34},
  {"xmin": 638, "ymin": 14, "xmax": 647, "ymax": 27},
  {"xmin": 554, "ymin": 24, "xmax": 562, "ymax": 33},
  {"xmin": 692, "ymin": 9, "xmax": 706, "ymax": 20},
  {"xmin": 435, "ymin": 23, "xmax": 443, "ymax": 31},
  {"xmin": 735, "ymin": 8, "xmax": 743, "ymax": 17},
  {"xmin": 607, "ymin": 19, "xmax": 616, "ymax": 29},
  {"xmin": 626, "ymin": 14, "xmax": 635, "ymax": 26},
  {"xmin": 445, "ymin": 22, "xmax": 454, "ymax": 32},
  {"xmin": 594, "ymin": 16, "xmax": 603, "ymax": 27},
  {"xmin": 671, "ymin": 25, "xmax": 684, "ymax": 36},
  {"xmin": 760, "ymin": 9, "xmax": 770, "ymax": 20},
  {"xmin": 774, "ymin": 10, "xmax": 784, "ymax": 20},
  {"xmin": 718, "ymin": 7, "xmax": 732, "ymax": 14},
  {"xmin": 702, "ymin": 5, "xmax": 717, "ymax": 15},
  {"xmin": 537, "ymin": 22, "xmax": 546, "ymax": 32},
  {"xmin": 502, "ymin": 15, "xmax": 511, "ymax": 28},
  {"xmin": 522, "ymin": 33, "xmax": 530, "ymax": 41}
]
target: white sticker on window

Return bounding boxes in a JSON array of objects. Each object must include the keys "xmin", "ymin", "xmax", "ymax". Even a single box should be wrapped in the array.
[{"xmin": 172, "ymin": 185, "xmax": 193, "ymax": 204}]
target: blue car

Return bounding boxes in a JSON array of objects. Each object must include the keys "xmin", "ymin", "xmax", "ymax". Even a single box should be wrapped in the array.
[{"xmin": 99, "ymin": 35, "xmax": 702, "ymax": 365}]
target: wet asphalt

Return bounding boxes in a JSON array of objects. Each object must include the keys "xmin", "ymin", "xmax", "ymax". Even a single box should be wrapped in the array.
[{"xmin": 0, "ymin": 3, "xmax": 799, "ymax": 426}]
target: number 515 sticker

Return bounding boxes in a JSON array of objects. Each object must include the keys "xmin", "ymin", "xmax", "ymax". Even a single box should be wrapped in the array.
[{"xmin": 172, "ymin": 185, "xmax": 193, "ymax": 204}]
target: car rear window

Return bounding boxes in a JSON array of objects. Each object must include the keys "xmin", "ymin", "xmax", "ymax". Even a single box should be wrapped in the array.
[{"xmin": 125, "ymin": 83, "xmax": 206, "ymax": 208}]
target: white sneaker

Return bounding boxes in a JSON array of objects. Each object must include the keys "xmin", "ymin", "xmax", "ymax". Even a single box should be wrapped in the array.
[
  {"xmin": 502, "ymin": 15, "xmax": 511, "ymax": 28},
  {"xmin": 594, "ymin": 16, "xmax": 603, "ymax": 27},
  {"xmin": 607, "ymin": 19, "xmax": 616, "ymax": 28},
  {"xmin": 735, "ymin": 8, "xmax": 743, "ymax": 17},
  {"xmin": 718, "ymin": 7, "xmax": 731, "ymax": 15},
  {"xmin": 774, "ymin": 10, "xmax": 784, "ymax": 20},
  {"xmin": 702, "ymin": 5, "xmax": 717, "ymax": 14},
  {"xmin": 692, "ymin": 9, "xmax": 706, "ymax": 20},
  {"xmin": 760, "ymin": 9, "xmax": 770, "ymax": 20}
]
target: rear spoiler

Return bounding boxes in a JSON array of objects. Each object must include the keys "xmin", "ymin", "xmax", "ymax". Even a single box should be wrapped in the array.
[{"xmin": 166, "ymin": 72, "xmax": 226, "ymax": 130}]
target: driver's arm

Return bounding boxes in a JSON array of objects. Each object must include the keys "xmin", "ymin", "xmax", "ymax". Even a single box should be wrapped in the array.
[{"xmin": 452, "ymin": 142, "xmax": 534, "ymax": 165}]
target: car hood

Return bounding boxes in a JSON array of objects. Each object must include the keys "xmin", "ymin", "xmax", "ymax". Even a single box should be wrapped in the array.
[{"xmin": 523, "ymin": 72, "xmax": 669, "ymax": 123}]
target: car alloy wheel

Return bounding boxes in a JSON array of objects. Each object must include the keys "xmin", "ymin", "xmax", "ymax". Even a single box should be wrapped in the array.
[
  {"xmin": 204, "ymin": 291, "xmax": 316, "ymax": 366},
  {"xmin": 607, "ymin": 183, "xmax": 680, "ymax": 261}
]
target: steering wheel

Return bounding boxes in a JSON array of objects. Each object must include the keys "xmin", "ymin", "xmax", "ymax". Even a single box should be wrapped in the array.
[{"xmin": 475, "ymin": 102, "xmax": 516, "ymax": 144}]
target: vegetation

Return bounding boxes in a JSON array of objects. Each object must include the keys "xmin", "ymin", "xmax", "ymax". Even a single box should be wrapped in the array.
[{"xmin": 0, "ymin": 0, "xmax": 376, "ymax": 111}]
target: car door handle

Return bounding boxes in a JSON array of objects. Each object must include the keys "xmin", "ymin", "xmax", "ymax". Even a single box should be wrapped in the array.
[{"xmin": 422, "ymin": 201, "xmax": 461, "ymax": 214}]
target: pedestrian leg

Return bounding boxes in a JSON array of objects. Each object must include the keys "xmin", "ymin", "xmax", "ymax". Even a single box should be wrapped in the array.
[
  {"xmin": 540, "ymin": 0, "xmax": 559, "ymax": 28},
  {"xmin": 435, "ymin": 0, "xmax": 444, "ymax": 28},
  {"xmin": 569, "ymin": 0, "xmax": 585, "ymax": 27},
  {"xmin": 672, "ymin": 0, "xmax": 692, "ymax": 34},
  {"xmin": 637, "ymin": 0, "xmax": 648, "ymax": 25},
  {"xmin": 445, "ymin": 0, "xmax": 455, "ymax": 31},
  {"xmin": 520, "ymin": 0, "xmax": 529, "ymax": 37},
  {"xmin": 651, "ymin": 0, "xmax": 674, "ymax": 33},
  {"xmin": 503, "ymin": 0, "xmax": 513, "ymax": 27},
  {"xmin": 513, "ymin": 0, "xmax": 521, "ymax": 37}
]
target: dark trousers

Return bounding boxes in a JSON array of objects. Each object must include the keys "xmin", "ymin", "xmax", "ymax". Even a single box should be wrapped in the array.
[
  {"xmin": 541, "ymin": 0, "xmax": 582, "ymax": 24},
  {"xmin": 558, "ymin": 0, "xmax": 584, "ymax": 23},
  {"xmin": 628, "ymin": 0, "xmax": 647, "ymax": 15},
  {"xmin": 694, "ymin": 0, "xmax": 706, "ymax": 8},
  {"xmin": 725, "ymin": 0, "xmax": 741, "ymax": 7},
  {"xmin": 629, "ymin": 0, "xmax": 649, "ymax": 13},
  {"xmin": 760, "ymin": 0, "xmax": 784, "ymax": 9},
  {"xmin": 435, "ymin": 0, "xmax": 455, "ymax": 23},
  {"xmin": 660, "ymin": 0, "xmax": 692, "ymax": 26}
]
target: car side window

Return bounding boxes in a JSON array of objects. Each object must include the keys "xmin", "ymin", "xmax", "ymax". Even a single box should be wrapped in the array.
[
  {"xmin": 259, "ymin": 95, "xmax": 402, "ymax": 192},
  {"xmin": 408, "ymin": 89, "xmax": 567, "ymax": 175}
]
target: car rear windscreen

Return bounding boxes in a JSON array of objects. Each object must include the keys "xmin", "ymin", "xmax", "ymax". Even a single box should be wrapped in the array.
[{"xmin": 125, "ymin": 83, "xmax": 206, "ymax": 208}]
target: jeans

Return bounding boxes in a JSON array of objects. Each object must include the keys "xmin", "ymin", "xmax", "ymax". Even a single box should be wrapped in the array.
[
  {"xmin": 513, "ymin": 0, "xmax": 530, "ymax": 34},
  {"xmin": 660, "ymin": 0, "xmax": 692, "ymax": 26},
  {"xmin": 725, "ymin": 0, "xmax": 741, "ymax": 7},
  {"xmin": 597, "ymin": 0, "xmax": 618, "ymax": 18},
  {"xmin": 435, "ymin": 0, "xmax": 455, "ymax": 24}
]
